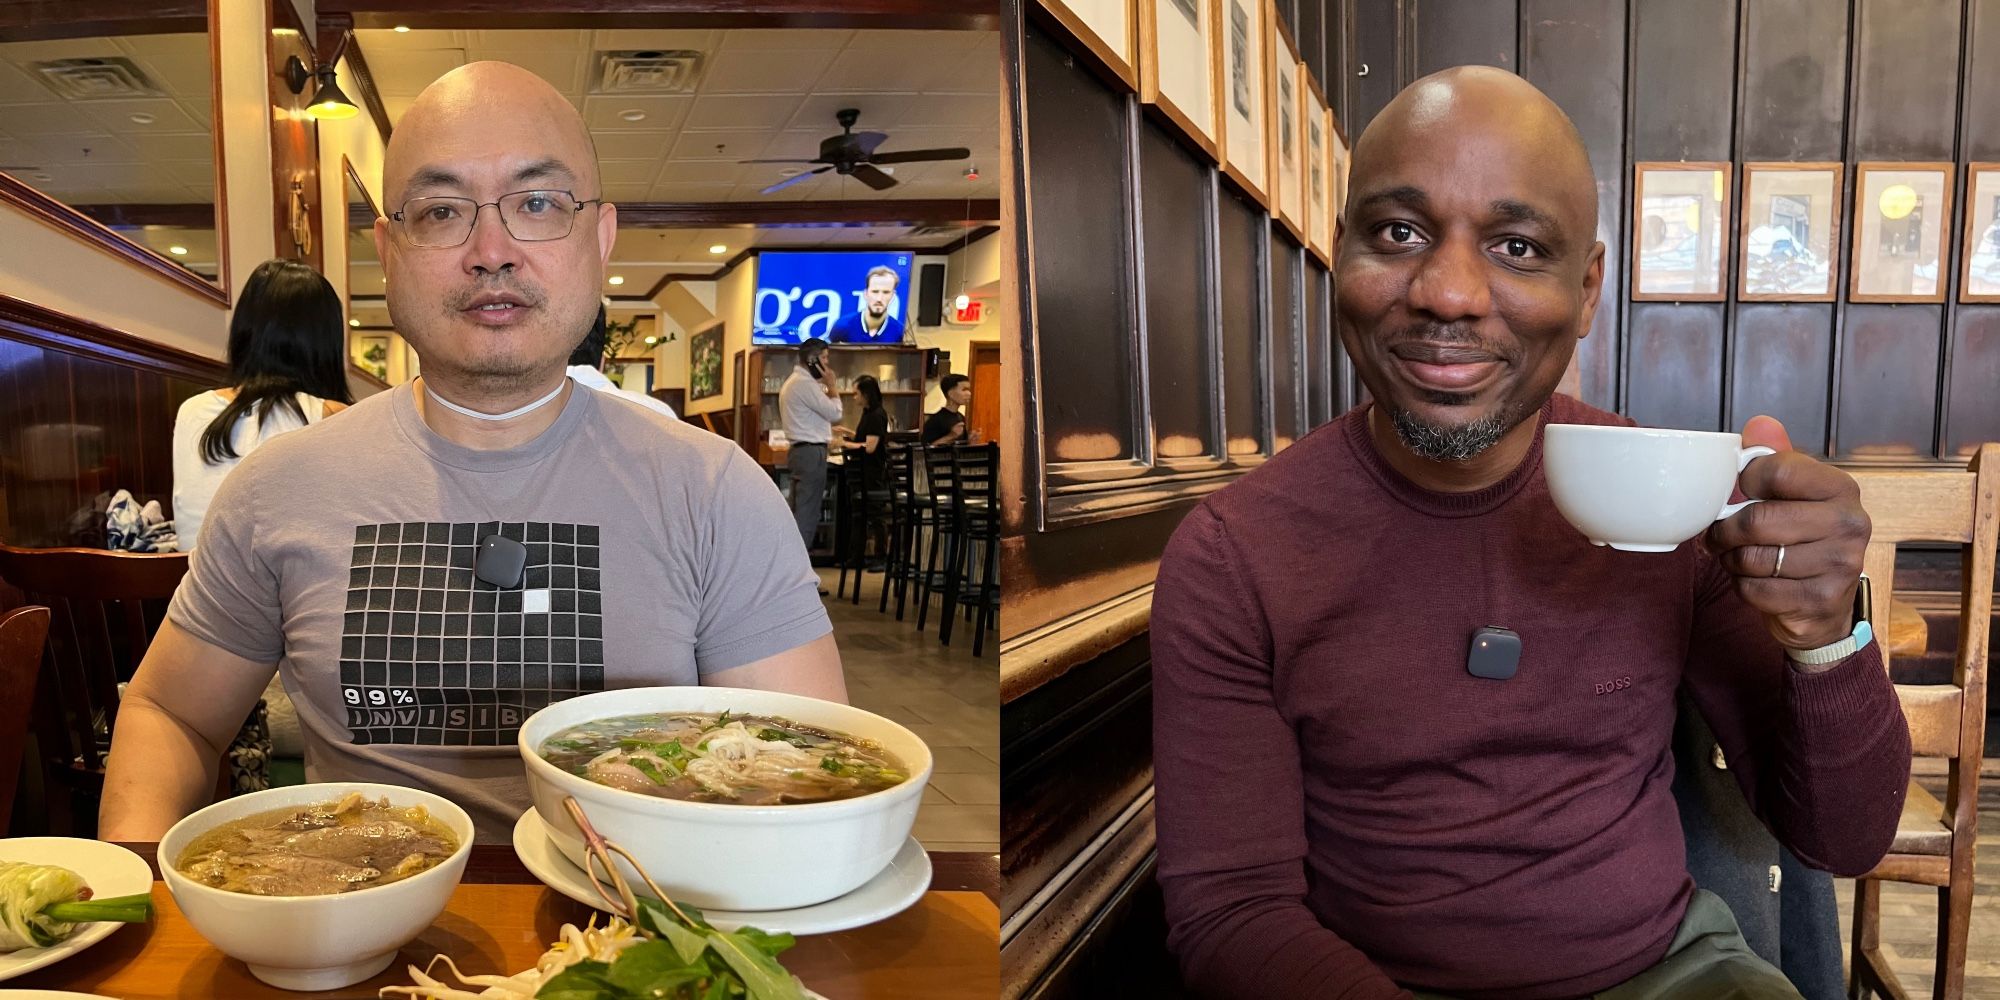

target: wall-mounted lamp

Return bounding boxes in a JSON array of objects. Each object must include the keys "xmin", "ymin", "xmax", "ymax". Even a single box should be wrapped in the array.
[{"xmin": 283, "ymin": 53, "xmax": 359, "ymax": 121}]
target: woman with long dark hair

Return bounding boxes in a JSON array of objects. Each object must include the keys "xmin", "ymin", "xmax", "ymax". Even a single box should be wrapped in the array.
[
  {"xmin": 843, "ymin": 374, "xmax": 891, "ymax": 568},
  {"xmin": 172, "ymin": 259, "xmax": 353, "ymax": 548}
]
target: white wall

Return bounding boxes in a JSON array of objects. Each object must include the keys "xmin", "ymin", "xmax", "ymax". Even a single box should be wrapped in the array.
[{"xmin": 687, "ymin": 260, "xmax": 756, "ymax": 416}]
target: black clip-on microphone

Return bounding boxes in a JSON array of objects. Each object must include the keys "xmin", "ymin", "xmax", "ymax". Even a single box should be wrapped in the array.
[
  {"xmin": 474, "ymin": 534, "xmax": 529, "ymax": 589},
  {"xmin": 1467, "ymin": 625, "xmax": 1521, "ymax": 680}
]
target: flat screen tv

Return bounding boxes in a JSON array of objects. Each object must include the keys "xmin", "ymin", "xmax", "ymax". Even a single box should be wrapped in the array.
[{"xmin": 752, "ymin": 251, "xmax": 915, "ymax": 346}]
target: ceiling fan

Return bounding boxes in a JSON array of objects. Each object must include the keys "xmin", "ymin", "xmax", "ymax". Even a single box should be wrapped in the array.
[{"xmin": 741, "ymin": 108, "xmax": 971, "ymax": 195}]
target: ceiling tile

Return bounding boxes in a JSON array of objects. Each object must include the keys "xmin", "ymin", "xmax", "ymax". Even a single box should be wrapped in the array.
[
  {"xmin": 77, "ymin": 97, "xmax": 203, "ymax": 135},
  {"xmin": 126, "ymin": 49, "xmax": 211, "ymax": 100},
  {"xmin": 683, "ymin": 94, "xmax": 801, "ymax": 131},
  {"xmin": 465, "ymin": 49, "xmax": 586, "ymax": 94},
  {"xmin": 590, "ymin": 30, "xmax": 719, "ymax": 53},
  {"xmin": 845, "ymin": 30, "xmax": 988, "ymax": 55},
  {"xmin": 370, "ymin": 49, "xmax": 466, "ymax": 96},
  {"xmin": 922, "ymin": 44, "xmax": 1002, "ymax": 94},
  {"xmin": 756, "ymin": 131, "xmax": 829, "ymax": 161},
  {"xmin": 467, "ymin": 30, "xmax": 589, "ymax": 50},
  {"xmin": 160, "ymin": 158, "xmax": 219, "ymax": 189},
  {"xmin": 598, "ymin": 158, "xmax": 660, "ymax": 186},
  {"xmin": 666, "ymin": 128, "xmax": 772, "ymax": 161},
  {"xmin": 581, "ymin": 95, "xmax": 691, "ymax": 132},
  {"xmin": 0, "ymin": 61, "xmax": 54, "ymax": 103},
  {"xmin": 175, "ymin": 97, "xmax": 212, "ymax": 127},
  {"xmin": 0, "ymin": 37, "xmax": 128, "ymax": 65},
  {"xmin": 718, "ymin": 30, "xmax": 854, "ymax": 52},
  {"xmin": 600, "ymin": 181, "xmax": 652, "ymax": 202},
  {"xmin": 124, "ymin": 130, "xmax": 214, "ymax": 162},
  {"xmin": 355, "ymin": 29, "xmax": 466, "ymax": 52},
  {"xmin": 27, "ymin": 131, "xmax": 140, "ymax": 164},
  {"xmin": 816, "ymin": 48, "xmax": 937, "ymax": 93},
  {"xmin": 591, "ymin": 130, "xmax": 677, "ymax": 159},
  {"xmin": 895, "ymin": 93, "xmax": 1001, "ymax": 130},
  {"xmin": 698, "ymin": 47, "xmax": 835, "ymax": 95},
  {"xmin": 657, "ymin": 160, "xmax": 756, "ymax": 185},
  {"xmin": 4, "ymin": 103, "xmax": 96, "ymax": 135},
  {"xmin": 786, "ymin": 94, "xmax": 911, "ymax": 132}
]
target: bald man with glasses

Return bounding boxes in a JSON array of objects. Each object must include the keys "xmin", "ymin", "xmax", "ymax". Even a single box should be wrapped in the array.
[{"xmin": 102, "ymin": 62, "xmax": 845, "ymax": 844}]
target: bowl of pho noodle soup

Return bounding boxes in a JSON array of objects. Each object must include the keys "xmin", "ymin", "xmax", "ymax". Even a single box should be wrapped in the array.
[
  {"xmin": 159, "ymin": 783, "xmax": 474, "ymax": 991},
  {"xmin": 519, "ymin": 687, "xmax": 932, "ymax": 911}
]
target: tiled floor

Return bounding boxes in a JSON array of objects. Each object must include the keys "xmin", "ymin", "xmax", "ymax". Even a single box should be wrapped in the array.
[
  {"xmin": 818, "ymin": 567, "xmax": 1000, "ymax": 854},
  {"xmin": 1833, "ymin": 762, "xmax": 2000, "ymax": 998}
]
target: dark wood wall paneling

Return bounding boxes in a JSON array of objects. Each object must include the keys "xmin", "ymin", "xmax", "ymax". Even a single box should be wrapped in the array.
[
  {"xmin": 1836, "ymin": 0, "xmax": 1963, "ymax": 459},
  {"xmin": 0, "ymin": 295, "xmax": 227, "ymax": 548},
  {"xmin": 1268, "ymin": 232, "xmax": 1303, "ymax": 449},
  {"xmin": 1023, "ymin": 25, "xmax": 1139, "ymax": 464},
  {"xmin": 1521, "ymin": 0, "xmax": 1626, "ymax": 411},
  {"xmin": 1949, "ymin": 0, "xmax": 2000, "ymax": 458},
  {"xmin": 1219, "ymin": 188, "xmax": 1268, "ymax": 457},
  {"xmin": 1138, "ymin": 121, "xmax": 1219, "ymax": 462}
]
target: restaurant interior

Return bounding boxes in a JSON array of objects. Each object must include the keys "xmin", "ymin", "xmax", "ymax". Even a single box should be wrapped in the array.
[
  {"xmin": 998, "ymin": 0, "xmax": 2000, "ymax": 998},
  {"xmin": 0, "ymin": 1, "xmax": 1000, "ymax": 996}
]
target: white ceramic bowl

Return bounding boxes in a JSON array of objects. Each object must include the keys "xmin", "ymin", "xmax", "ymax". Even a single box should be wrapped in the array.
[
  {"xmin": 519, "ymin": 686, "xmax": 931, "ymax": 912},
  {"xmin": 158, "ymin": 782, "xmax": 473, "ymax": 991}
]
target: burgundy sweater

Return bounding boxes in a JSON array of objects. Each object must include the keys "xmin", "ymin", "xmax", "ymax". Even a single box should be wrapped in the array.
[{"xmin": 1150, "ymin": 394, "xmax": 1910, "ymax": 999}]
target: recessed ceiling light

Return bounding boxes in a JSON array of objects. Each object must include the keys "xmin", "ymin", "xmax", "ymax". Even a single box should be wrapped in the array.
[
  {"xmin": 643, "ymin": 335, "xmax": 659, "ymax": 345},
  {"xmin": 619, "ymin": 109, "xmax": 647, "ymax": 122},
  {"xmin": 32, "ymin": 173, "xmax": 50, "ymax": 181},
  {"xmin": 607, "ymin": 275, "xmax": 625, "ymax": 285},
  {"xmin": 168, "ymin": 245, "xmax": 188, "ymax": 255},
  {"xmin": 778, "ymin": 168, "xmax": 802, "ymax": 177},
  {"xmin": 349, "ymin": 318, "xmax": 361, "ymax": 327},
  {"xmin": 709, "ymin": 244, "xmax": 727, "ymax": 254},
  {"xmin": 393, "ymin": 25, "xmax": 410, "ymax": 32},
  {"xmin": 129, "ymin": 112, "xmax": 155, "ymax": 125}
]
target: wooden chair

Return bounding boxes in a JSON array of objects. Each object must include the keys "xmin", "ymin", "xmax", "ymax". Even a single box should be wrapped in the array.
[
  {"xmin": 0, "ymin": 605, "xmax": 51, "ymax": 834},
  {"xmin": 1846, "ymin": 444, "xmax": 1997, "ymax": 1000},
  {"xmin": 0, "ymin": 544, "xmax": 188, "ymax": 835}
]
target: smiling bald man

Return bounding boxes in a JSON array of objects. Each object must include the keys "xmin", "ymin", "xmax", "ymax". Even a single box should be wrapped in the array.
[
  {"xmin": 1150, "ymin": 68, "xmax": 1908, "ymax": 999},
  {"xmin": 103, "ymin": 63, "xmax": 845, "ymax": 843}
]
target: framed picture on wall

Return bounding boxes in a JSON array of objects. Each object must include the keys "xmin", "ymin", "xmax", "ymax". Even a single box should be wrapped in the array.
[
  {"xmin": 1217, "ymin": 0, "xmax": 1267, "ymax": 206},
  {"xmin": 1851, "ymin": 162, "xmax": 1953, "ymax": 303},
  {"xmin": 1737, "ymin": 163, "xmax": 1842, "ymax": 302},
  {"xmin": 1331, "ymin": 113, "xmax": 1349, "ymax": 236},
  {"xmin": 1631, "ymin": 162, "xmax": 1731, "ymax": 301},
  {"xmin": 1036, "ymin": 0, "xmax": 1138, "ymax": 91},
  {"xmin": 1305, "ymin": 81, "xmax": 1331, "ymax": 264},
  {"xmin": 1139, "ymin": 0, "xmax": 1219, "ymax": 159},
  {"xmin": 1961, "ymin": 163, "xmax": 2000, "ymax": 302},
  {"xmin": 690, "ymin": 324, "xmax": 724, "ymax": 400},
  {"xmin": 353, "ymin": 334, "xmax": 389, "ymax": 383},
  {"xmin": 1268, "ymin": 8, "xmax": 1305, "ymax": 240}
]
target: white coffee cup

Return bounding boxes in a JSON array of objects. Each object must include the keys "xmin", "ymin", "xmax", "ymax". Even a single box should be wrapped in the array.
[{"xmin": 1543, "ymin": 424, "xmax": 1776, "ymax": 552}]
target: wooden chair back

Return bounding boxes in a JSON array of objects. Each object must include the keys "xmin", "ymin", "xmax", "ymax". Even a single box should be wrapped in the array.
[
  {"xmin": 0, "ymin": 544, "xmax": 189, "ymax": 783},
  {"xmin": 0, "ymin": 605, "xmax": 51, "ymax": 833},
  {"xmin": 1846, "ymin": 443, "xmax": 1997, "ymax": 1000}
]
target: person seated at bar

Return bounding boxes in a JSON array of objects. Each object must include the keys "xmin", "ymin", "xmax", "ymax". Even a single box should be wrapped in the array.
[
  {"xmin": 1150, "ymin": 67, "xmax": 1909, "ymax": 1000},
  {"xmin": 922, "ymin": 373, "xmax": 971, "ymax": 446},
  {"xmin": 567, "ymin": 304, "xmax": 678, "ymax": 420},
  {"xmin": 842, "ymin": 375, "xmax": 890, "ymax": 570},
  {"xmin": 102, "ymin": 61, "xmax": 844, "ymax": 844}
]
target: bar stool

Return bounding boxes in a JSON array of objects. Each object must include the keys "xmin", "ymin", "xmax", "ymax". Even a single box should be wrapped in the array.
[
  {"xmin": 878, "ymin": 444, "xmax": 929, "ymax": 620},
  {"xmin": 941, "ymin": 443, "xmax": 1000, "ymax": 657},
  {"xmin": 914, "ymin": 445, "xmax": 959, "ymax": 636}
]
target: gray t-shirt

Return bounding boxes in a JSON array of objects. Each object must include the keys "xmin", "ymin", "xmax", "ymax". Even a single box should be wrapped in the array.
[{"xmin": 167, "ymin": 381, "xmax": 830, "ymax": 841}]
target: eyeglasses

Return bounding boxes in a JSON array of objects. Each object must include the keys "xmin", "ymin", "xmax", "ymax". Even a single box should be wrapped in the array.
[{"xmin": 390, "ymin": 189, "xmax": 602, "ymax": 248}]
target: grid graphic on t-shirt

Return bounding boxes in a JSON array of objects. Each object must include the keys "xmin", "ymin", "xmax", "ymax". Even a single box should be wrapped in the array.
[{"xmin": 339, "ymin": 520, "xmax": 604, "ymax": 747}]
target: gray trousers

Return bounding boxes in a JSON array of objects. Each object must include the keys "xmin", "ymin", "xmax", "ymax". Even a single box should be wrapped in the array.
[{"xmin": 787, "ymin": 443, "xmax": 828, "ymax": 549}]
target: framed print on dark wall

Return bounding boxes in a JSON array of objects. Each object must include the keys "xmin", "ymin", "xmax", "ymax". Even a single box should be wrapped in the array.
[
  {"xmin": 1851, "ymin": 162, "xmax": 1953, "ymax": 304},
  {"xmin": 1738, "ymin": 163, "xmax": 1841, "ymax": 302},
  {"xmin": 1961, "ymin": 163, "xmax": 2000, "ymax": 303},
  {"xmin": 1331, "ymin": 112, "xmax": 1349, "ymax": 238},
  {"xmin": 1631, "ymin": 162, "xmax": 1731, "ymax": 302},
  {"xmin": 1217, "ymin": 0, "xmax": 1268, "ymax": 206},
  {"xmin": 1306, "ymin": 81, "xmax": 1331, "ymax": 264},
  {"xmin": 1036, "ymin": 0, "xmax": 1139, "ymax": 91},
  {"xmin": 1268, "ymin": 8, "xmax": 1305, "ymax": 240},
  {"xmin": 1139, "ymin": 0, "xmax": 1220, "ymax": 160}
]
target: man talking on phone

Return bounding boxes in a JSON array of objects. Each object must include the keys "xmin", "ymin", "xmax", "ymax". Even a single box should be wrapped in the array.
[
  {"xmin": 780, "ymin": 338, "xmax": 848, "ymax": 576},
  {"xmin": 1150, "ymin": 67, "xmax": 1909, "ymax": 999}
]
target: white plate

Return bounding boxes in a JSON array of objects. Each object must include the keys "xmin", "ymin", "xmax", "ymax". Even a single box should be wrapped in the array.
[
  {"xmin": 0, "ymin": 839, "xmax": 154, "ymax": 984},
  {"xmin": 512, "ymin": 808, "xmax": 929, "ymax": 936}
]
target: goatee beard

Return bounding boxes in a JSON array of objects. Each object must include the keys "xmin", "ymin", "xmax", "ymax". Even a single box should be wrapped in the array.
[{"xmin": 1388, "ymin": 404, "xmax": 1517, "ymax": 463}]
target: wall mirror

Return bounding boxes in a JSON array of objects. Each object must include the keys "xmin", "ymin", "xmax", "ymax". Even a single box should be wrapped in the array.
[{"xmin": 0, "ymin": 2, "xmax": 228, "ymax": 303}]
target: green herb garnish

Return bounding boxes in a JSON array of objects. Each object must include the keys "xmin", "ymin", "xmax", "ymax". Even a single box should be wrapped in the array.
[
  {"xmin": 819, "ymin": 756, "xmax": 845, "ymax": 775},
  {"xmin": 629, "ymin": 758, "xmax": 671, "ymax": 785}
]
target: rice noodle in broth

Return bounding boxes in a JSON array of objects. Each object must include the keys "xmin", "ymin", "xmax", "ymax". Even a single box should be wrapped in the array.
[
  {"xmin": 539, "ymin": 712, "xmax": 906, "ymax": 805},
  {"xmin": 174, "ymin": 792, "xmax": 458, "ymax": 896}
]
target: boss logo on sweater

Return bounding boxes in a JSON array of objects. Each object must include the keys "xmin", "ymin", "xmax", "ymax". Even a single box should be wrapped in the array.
[{"xmin": 1593, "ymin": 675, "xmax": 1634, "ymax": 696}]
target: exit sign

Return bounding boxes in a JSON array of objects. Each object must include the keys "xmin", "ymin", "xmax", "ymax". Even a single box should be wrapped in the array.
[{"xmin": 950, "ymin": 298, "xmax": 985, "ymax": 325}]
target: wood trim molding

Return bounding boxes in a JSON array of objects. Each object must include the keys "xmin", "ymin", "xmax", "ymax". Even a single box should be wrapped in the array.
[
  {"xmin": 614, "ymin": 200, "xmax": 1000, "ymax": 227},
  {"xmin": 1001, "ymin": 584, "xmax": 1152, "ymax": 703},
  {"xmin": 0, "ymin": 1, "xmax": 205, "ymax": 40},
  {"xmin": 0, "ymin": 290, "xmax": 228, "ymax": 383},
  {"xmin": 1000, "ymin": 790, "xmax": 1157, "ymax": 997},
  {"xmin": 0, "ymin": 176, "xmax": 228, "ymax": 308},
  {"xmin": 325, "ymin": 1, "xmax": 1000, "ymax": 31}
]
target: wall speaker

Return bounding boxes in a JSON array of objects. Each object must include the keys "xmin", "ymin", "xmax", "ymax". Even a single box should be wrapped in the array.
[{"xmin": 916, "ymin": 261, "xmax": 946, "ymax": 327}]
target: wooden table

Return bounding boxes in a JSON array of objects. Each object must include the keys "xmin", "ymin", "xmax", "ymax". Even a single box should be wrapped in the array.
[{"xmin": 13, "ymin": 846, "xmax": 1000, "ymax": 1000}]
